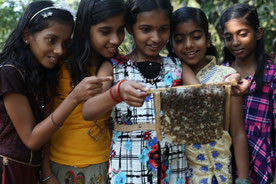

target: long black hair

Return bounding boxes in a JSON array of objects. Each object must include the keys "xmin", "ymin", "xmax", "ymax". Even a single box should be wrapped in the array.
[
  {"xmin": 0, "ymin": 0, "xmax": 74, "ymax": 121},
  {"xmin": 126, "ymin": 0, "xmax": 173, "ymax": 27},
  {"xmin": 220, "ymin": 3, "xmax": 269, "ymax": 92},
  {"xmin": 68, "ymin": 0, "xmax": 126, "ymax": 86},
  {"xmin": 167, "ymin": 7, "xmax": 217, "ymax": 58}
]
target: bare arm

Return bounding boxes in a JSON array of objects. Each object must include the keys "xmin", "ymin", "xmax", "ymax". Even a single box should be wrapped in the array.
[
  {"xmin": 4, "ymin": 76, "xmax": 112, "ymax": 151},
  {"xmin": 83, "ymin": 61, "xmax": 149, "ymax": 121},
  {"xmin": 182, "ymin": 62, "xmax": 199, "ymax": 85},
  {"xmin": 230, "ymin": 96, "xmax": 249, "ymax": 179}
]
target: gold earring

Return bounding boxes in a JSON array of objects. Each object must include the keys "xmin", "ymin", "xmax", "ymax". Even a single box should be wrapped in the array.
[{"xmin": 24, "ymin": 40, "xmax": 29, "ymax": 44}]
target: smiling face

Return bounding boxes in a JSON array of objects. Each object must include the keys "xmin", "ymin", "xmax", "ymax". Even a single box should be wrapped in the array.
[
  {"xmin": 223, "ymin": 18, "xmax": 260, "ymax": 62},
  {"xmin": 131, "ymin": 9, "xmax": 170, "ymax": 61},
  {"xmin": 26, "ymin": 22, "xmax": 73, "ymax": 69},
  {"xmin": 173, "ymin": 20, "xmax": 209, "ymax": 71},
  {"xmin": 89, "ymin": 14, "xmax": 125, "ymax": 59}
]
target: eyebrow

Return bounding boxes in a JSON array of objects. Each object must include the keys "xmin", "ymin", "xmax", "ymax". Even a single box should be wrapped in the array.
[
  {"xmin": 138, "ymin": 24, "xmax": 170, "ymax": 27},
  {"xmin": 45, "ymin": 33, "xmax": 58, "ymax": 38},
  {"xmin": 174, "ymin": 29, "xmax": 202, "ymax": 37},
  {"xmin": 224, "ymin": 28, "xmax": 249, "ymax": 35}
]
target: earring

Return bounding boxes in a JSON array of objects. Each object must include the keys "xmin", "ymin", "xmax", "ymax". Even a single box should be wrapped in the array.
[{"xmin": 24, "ymin": 40, "xmax": 29, "ymax": 45}]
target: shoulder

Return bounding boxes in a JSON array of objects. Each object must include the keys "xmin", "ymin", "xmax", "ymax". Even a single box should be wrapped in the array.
[
  {"xmin": 264, "ymin": 60, "xmax": 276, "ymax": 82},
  {"xmin": 110, "ymin": 55, "xmax": 130, "ymax": 66}
]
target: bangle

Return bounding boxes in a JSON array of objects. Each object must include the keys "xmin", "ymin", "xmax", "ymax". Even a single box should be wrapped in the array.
[
  {"xmin": 41, "ymin": 174, "xmax": 54, "ymax": 182},
  {"xmin": 51, "ymin": 112, "xmax": 62, "ymax": 128},
  {"xmin": 235, "ymin": 178, "xmax": 251, "ymax": 184},
  {"xmin": 109, "ymin": 86, "xmax": 121, "ymax": 103},
  {"xmin": 116, "ymin": 80, "xmax": 125, "ymax": 102}
]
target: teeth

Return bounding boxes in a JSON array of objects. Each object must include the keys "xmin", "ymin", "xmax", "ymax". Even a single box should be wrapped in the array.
[{"xmin": 185, "ymin": 52, "xmax": 196, "ymax": 55}]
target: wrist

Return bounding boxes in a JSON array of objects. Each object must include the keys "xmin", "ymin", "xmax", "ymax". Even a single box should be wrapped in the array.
[
  {"xmin": 235, "ymin": 178, "xmax": 251, "ymax": 184},
  {"xmin": 41, "ymin": 174, "xmax": 54, "ymax": 183},
  {"xmin": 116, "ymin": 80, "xmax": 125, "ymax": 102}
]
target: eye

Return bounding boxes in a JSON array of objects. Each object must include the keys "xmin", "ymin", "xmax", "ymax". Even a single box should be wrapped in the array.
[
  {"xmin": 193, "ymin": 35, "xmax": 201, "ymax": 40},
  {"xmin": 140, "ymin": 27, "xmax": 150, "ymax": 33},
  {"xmin": 240, "ymin": 32, "xmax": 248, "ymax": 37},
  {"xmin": 224, "ymin": 35, "xmax": 232, "ymax": 42},
  {"xmin": 160, "ymin": 27, "xmax": 169, "ymax": 33},
  {"xmin": 174, "ymin": 39, "xmax": 183, "ymax": 44},
  {"xmin": 101, "ymin": 30, "xmax": 111, "ymax": 36},
  {"xmin": 47, "ymin": 38, "xmax": 56, "ymax": 44}
]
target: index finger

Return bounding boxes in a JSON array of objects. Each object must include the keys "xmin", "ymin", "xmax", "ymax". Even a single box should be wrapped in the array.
[{"xmin": 97, "ymin": 76, "xmax": 113, "ymax": 82}]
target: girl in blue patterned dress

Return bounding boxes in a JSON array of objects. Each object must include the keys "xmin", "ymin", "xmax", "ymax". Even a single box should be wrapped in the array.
[
  {"xmin": 82, "ymin": 0, "xmax": 200, "ymax": 183},
  {"xmin": 167, "ymin": 7, "xmax": 250, "ymax": 184}
]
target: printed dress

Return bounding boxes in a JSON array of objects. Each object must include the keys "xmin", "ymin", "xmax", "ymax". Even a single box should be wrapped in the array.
[
  {"xmin": 185, "ymin": 56, "xmax": 236, "ymax": 184},
  {"xmin": 108, "ymin": 55, "xmax": 187, "ymax": 184},
  {"xmin": 224, "ymin": 60, "xmax": 276, "ymax": 184}
]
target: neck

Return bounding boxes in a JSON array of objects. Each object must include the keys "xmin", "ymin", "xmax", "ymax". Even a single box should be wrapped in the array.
[
  {"xmin": 132, "ymin": 50, "xmax": 160, "ymax": 63},
  {"xmin": 232, "ymin": 55, "xmax": 257, "ymax": 78},
  {"xmin": 88, "ymin": 53, "xmax": 105, "ymax": 67},
  {"xmin": 191, "ymin": 58, "xmax": 209, "ymax": 75}
]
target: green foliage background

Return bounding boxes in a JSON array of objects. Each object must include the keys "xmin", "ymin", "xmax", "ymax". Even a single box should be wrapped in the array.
[{"xmin": 0, "ymin": 0, "xmax": 275, "ymax": 61}]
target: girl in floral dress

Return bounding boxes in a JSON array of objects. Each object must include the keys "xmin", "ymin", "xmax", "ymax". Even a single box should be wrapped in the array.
[
  {"xmin": 82, "ymin": 0, "xmax": 199, "ymax": 183},
  {"xmin": 167, "ymin": 7, "xmax": 250, "ymax": 184}
]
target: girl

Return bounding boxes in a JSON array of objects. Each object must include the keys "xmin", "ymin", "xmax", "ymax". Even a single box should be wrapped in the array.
[
  {"xmin": 168, "ymin": 7, "xmax": 250, "ymax": 184},
  {"xmin": 41, "ymin": 0, "xmax": 131, "ymax": 184},
  {"xmin": 83, "ymin": 0, "xmax": 200, "ymax": 183},
  {"xmin": 220, "ymin": 3, "xmax": 276, "ymax": 184},
  {"xmin": 0, "ymin": 1, "xmax": 109, "ymax": 183}
]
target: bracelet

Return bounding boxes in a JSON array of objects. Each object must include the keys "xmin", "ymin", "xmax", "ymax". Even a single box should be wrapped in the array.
[
  {"xmin": 41, "ymin": 174, "xmax": 54, "ymax": 183},
  {"xmin": 109, "ymin": 86, "xmax": 121, "ymax": 103},
  {"xmin": 235, "ymin": 178, "xmax": 251, "ymax": 184},
  {"xmin": 116, "ymin": 80, "xmax": 125, "ymax": 102},
  {"xmin": 51, "ymin": 112, "xmax": 62, "ymax": 128}
]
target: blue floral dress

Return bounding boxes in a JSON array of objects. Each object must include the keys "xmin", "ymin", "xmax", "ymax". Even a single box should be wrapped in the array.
[
  {"xmin": 185, "ymin": 56, "xmax": 236, "ymax": 184},
  {"xmin": 108, "ymin": 55, "xmax": 187, "ymax": 184}
]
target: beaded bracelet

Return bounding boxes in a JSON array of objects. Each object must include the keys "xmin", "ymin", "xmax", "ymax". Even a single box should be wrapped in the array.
[
  {"xmin": 109, "ymin": 86, "xmax": 121, "ymax": 103},
  {"xmin": 116, "ymin": 80, "xmax": 125, "ymax": 102},
  {"xmin": 51, "ymin": 112, "xmax": 62, "ymax": 128},
  {"xmin": 235, "ymin": 178, "xmax": 251, "ymax": 184},
  {"xmin": 41, "ymin": 174, "xmax": 54, "ymax": 183}
]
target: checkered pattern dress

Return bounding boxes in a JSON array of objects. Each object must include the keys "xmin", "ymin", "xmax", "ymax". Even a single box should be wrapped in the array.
[
  {"xmin": 224, "ymin": 60, "xmax": 276, "ymax": 184},
  {"xmin": 108, "ymin": 55, "xmax": 188, "ymax": 184}
]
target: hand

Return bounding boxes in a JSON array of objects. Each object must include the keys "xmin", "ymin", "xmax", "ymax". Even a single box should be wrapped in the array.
[
  {"xmin": 228, "ymin": 73, "xmax": 251, "ymax": 96},
  {"xmin": 118, "ymin": 81, "xmax": 149, "ymax": 107},
  {"xmin": 44, "ymin": 175, "xmax": 59, "ymax": 184},
  {"xmin": 71, "ymin": 76, "xmax": 113, "ymax": 102}
]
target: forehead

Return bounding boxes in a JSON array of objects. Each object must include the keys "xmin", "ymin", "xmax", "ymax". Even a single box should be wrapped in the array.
[
  {"xmin": 174, "ymin": 20, "xmax": 203, "ymax": 34},
  {"xmin": 136, "ymin": 9, "xmax": 170, "ymax": 26},
  {"xmin": 223, "ymin": 18, "xmax": 253, "ymax": 33},
  {"xmin": 36, "ymin": 22, "xmax": 72, "ymax": 39},
  {"xmin": 93, "ymin": 14, "xmax": 125, "ymax": 28}
]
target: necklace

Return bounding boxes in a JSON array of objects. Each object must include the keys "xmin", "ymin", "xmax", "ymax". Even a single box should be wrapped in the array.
[{"xmin": 132, "ymin": 53, "xmax": 164, "ymax": 85}]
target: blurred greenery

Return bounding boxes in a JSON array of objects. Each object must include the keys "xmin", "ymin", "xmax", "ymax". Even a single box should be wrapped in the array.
[{"xmin": 0, "ymin": 0, "xmax": 275, "ymax": 61}]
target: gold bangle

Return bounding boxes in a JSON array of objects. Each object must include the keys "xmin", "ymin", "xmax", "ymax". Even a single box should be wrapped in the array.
[{"xmin": 51, "ymin": 112, "xmax": 62, "ymax": 128}]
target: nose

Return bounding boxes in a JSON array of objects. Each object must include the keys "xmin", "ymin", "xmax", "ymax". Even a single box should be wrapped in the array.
[
  {"xmin": 110, "ymin": 33, "xmax": 121, "ymax": 45},
  {"xmin": 232, "ymin": 35, "xmax": 240, "ymax": 47},
  {"xmin": 54, "ymin": 44, "xmax": 64, "ymax": 56},
  {"xmin": 151, "ymin": 31, "xmax": 161, "ymax": 43},
  {"xmin": 184, "ymin": 37, "xmax": 193, "ymax": 49}
]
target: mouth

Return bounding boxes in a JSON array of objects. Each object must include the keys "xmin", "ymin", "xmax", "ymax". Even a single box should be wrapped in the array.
[
  {"xmin": 183, "ymin": 51, "xmax": 199, "ymax": 58},
  {"xmin": 106, "ymin": 47, "xmax": 118, "ymax": 55},
  {"xmin": 48, "ymin": 56, "xmax": 58, "ymax": 64},
  {"xmin": 147, "ymin": 44, "xmax": 161, "ymax": 52},
  {"xmin": 232, "ymin": 48, "xmax": 244, "ymax": 55}
]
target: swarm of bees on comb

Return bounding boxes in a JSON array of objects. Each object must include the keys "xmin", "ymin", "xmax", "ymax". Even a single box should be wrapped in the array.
[{"xmin": 159, "ymin": 83, "xmax": 230, "ymax": 145}]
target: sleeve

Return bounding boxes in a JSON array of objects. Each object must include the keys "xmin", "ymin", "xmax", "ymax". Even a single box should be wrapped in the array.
[
  {"xmin": 0, "ymin": 66, "xmax": 25, "ymax": 96},
  {"xmin": 273, "ymin": 72, "xmax": 276, "ymax": 158}
]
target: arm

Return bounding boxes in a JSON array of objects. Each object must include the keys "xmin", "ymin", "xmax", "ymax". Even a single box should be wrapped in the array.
[
  {"xmin": 41, "ymin": 143, "xmax": 59, "ymax": 184},
  {"xmin": 4, "ymin": 76, "xmax": 112, "ymax": 151},
  {"xmin": 181, "ymin": 62, "xmax": 199, "ymax": 85},
  {"xmin": 230, "ymin": 96, "xmax": 249, "ymax": 179},
  {"xmin": 83, "ymin": 61, "xmax": 149, "ymax": 121}
]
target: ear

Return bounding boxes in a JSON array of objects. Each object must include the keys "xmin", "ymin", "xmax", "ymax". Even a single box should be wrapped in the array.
[
  {"xmin": 126, "ymin": 25, "xmax": 133, "ymax": 35},
  {"xmin": 207, "ymin": 33, "xmax": 211, "ymax": 48},
  {"xmin": 22, "ymin": 30, "xmax": 30, "ymax": 45},
  {"xmin": 256, "ymin": 27, "xmax": 263, "ymax": 41}
]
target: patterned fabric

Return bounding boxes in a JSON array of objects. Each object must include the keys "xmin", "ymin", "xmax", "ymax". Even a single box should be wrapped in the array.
[
  {"xmin": 0, "ymin": 65, "xmax": 41, "ymax": 165},
  {"xmin": 185, "ymin": 56, "xmax": 236, "ymax": 184},
  {"xmin": 223, "ymin": 60, "xmax": 276, "ymax": 184},
  {"xmin": 51, "ymin": 161, "xmax": 108, "ymax": 184},
  {"xmin": 108, "ymin": 55, "xmax": 187, "ymax": 184},
  {"xmin": 49, "ymin": 64, "xmax": 112, "ymax": 167}
]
